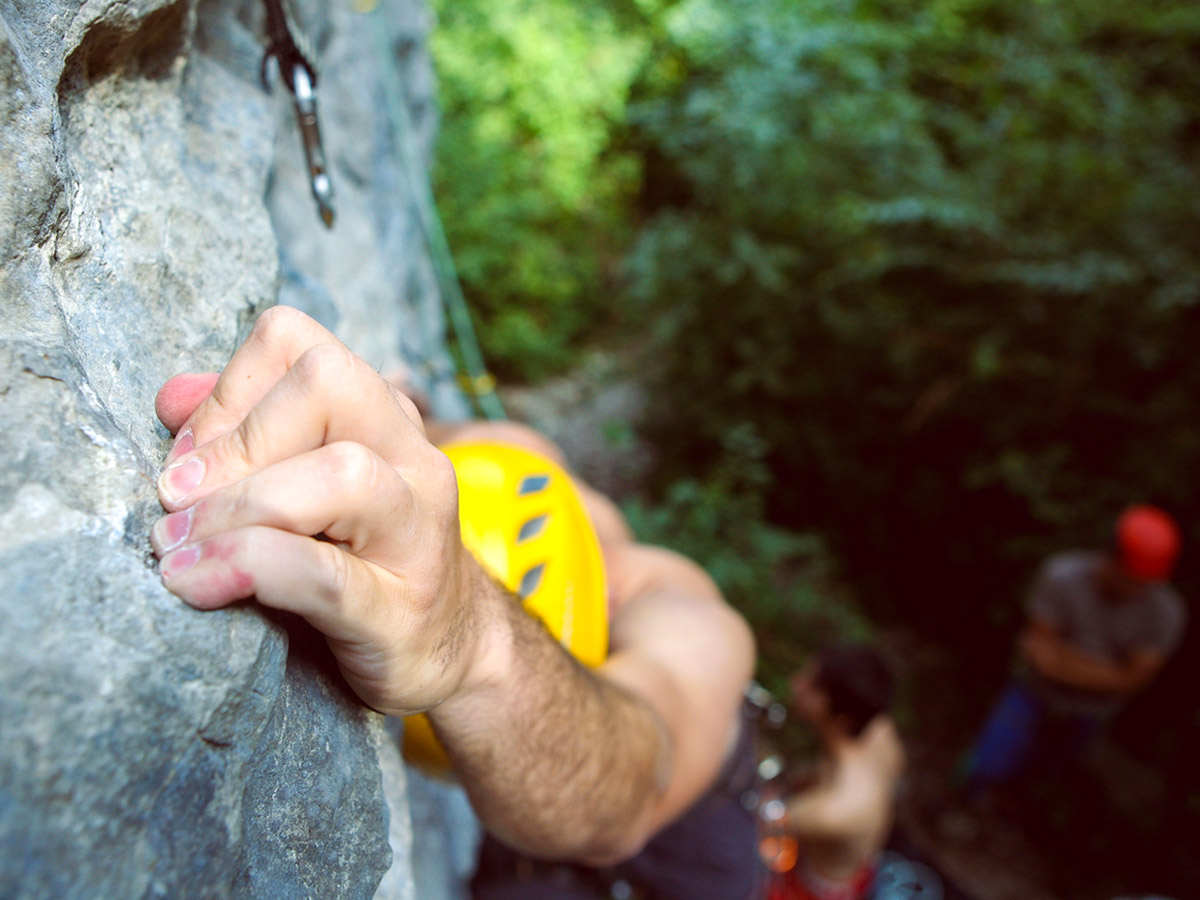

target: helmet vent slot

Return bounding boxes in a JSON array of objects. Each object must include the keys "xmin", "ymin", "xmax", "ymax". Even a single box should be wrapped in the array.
[
  {"xmin": 517, "ymin": 515, "xmax": 549, "ymax": 544},
  {"xmin": 517, "ymin": 563, "xmax": 546, "ymax": 599},
  {"xmin": 517, "ymin": 474, "xmax": 551, "ymax": 496}
]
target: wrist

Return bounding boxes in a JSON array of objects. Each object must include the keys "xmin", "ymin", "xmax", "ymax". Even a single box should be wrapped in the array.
[{"xmin": 444, "ymin": 553, "xmax": 517, "ymax": 706}]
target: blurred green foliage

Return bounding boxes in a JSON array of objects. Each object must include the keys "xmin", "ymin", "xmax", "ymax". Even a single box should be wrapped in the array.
[
  {"xmin": 624, "ymin": 0, "xmax": 1200, "ymax": 588},
  {"xmin": 429, "ymin": 0, "xmax": 646, "ymax": 380}
]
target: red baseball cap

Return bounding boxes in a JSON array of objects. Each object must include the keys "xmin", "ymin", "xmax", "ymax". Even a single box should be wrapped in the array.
[{"xmin": 1115, "ymin": 504, "xmax": 1181, "ymax": 582}]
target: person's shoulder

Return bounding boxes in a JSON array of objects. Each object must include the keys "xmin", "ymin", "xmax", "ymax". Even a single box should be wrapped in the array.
[
  {"xmin": 1042, "ymin": 549, "xmax": 1103, "ymax": 583},
  {"xmin": 831, "ymin": 726, "xmax": 902, "ymax": 825},
  {"xmin": 859, "ymin": 716, "xmax": 905, "ymax": 775}
]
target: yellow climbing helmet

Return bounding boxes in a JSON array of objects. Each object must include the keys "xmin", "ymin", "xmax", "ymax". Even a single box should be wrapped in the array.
[{"xmin": 403, "ymin": 440, "xmax": 609, "ymax": 775}]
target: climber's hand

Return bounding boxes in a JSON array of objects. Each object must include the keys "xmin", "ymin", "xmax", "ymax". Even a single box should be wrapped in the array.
[{"xmin": 150, "ymin": 306, "xmax": 488, "ymax": 716}]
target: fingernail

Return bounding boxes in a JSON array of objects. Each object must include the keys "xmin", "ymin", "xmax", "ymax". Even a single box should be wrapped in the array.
[
  {"xmin": 161, "ymin": 544, "xmax": 201, "ymax": 580},
  {"xmin": 160, "ymin": 457, "xmax": 205, "ymax": 505},
  {"xmin": 152, "ymin": 508, "xmax": 193, "ymax": 553},
  {"xmin": 165, "ymin": 428, "xmax": 194, "ymax": 465}
]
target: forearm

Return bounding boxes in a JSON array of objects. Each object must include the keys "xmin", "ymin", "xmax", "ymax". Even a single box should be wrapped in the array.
[
  {"xmin": 1029, "ymin": 641, "xmax": 1136, "ymax": 695},
  {"xmin": 429, "ymin": 564, "xmax": 671, "ymax": 863}
]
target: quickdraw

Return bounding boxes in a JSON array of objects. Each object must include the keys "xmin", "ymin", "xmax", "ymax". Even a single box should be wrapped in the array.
[{"xmin": 260, "ymin": 0, "xmax": 335, "ymax": 227}]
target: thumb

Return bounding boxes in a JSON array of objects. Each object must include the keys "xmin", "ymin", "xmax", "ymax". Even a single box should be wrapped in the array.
[{"xmin": 156, "ymin": 372, "xmax": 221, "ymax": 435}]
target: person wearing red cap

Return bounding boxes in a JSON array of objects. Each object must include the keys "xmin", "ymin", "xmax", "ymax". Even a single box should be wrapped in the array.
[{"xmin": 961, "ymin": 505, "xmax": 1187, "ymax": 795}]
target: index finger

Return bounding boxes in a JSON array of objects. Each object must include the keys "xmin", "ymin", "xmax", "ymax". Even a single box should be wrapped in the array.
[{"xmin": 173, "ymin": 306, "xmax": 344, "ymax": 452}]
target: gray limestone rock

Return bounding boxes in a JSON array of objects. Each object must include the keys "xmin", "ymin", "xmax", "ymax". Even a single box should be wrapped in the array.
[{"xmin": 0, "ymin": 0, "xmax": 470, "ymax": 897}]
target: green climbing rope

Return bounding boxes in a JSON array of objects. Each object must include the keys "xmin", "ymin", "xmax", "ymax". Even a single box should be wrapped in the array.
[{"xmin": 363, "ymin": 3, "xmax": 506, "ymax": 421}]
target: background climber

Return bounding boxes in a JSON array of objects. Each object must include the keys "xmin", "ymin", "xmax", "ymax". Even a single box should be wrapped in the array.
[
  {"xmin": 961, "ymin": 505, "xmax": 1186, "ymax": 797},
  {"xmin": 769, "ymin": 645, "xmax": 904, "ymax": 900}
]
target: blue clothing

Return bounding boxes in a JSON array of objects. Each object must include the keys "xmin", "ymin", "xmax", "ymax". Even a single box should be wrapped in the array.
[
  {"xmin": 962, "ymin": 680, "xmax": 1103, "ymax": 790},
  {"xmin": 963, "ymin": 548, "xmax": 1186, "ymax": 792}
]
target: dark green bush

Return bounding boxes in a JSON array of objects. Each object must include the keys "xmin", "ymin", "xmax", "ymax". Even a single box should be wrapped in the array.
[{"xmin": 624, "ymin": 0, "xmax": 1200, "ymax": 587}]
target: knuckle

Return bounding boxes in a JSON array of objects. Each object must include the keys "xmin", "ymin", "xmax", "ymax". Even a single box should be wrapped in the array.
[
  {"xmin": 426, "ymin": 446, "xmax": 459, "ymax": 493},
  {"xmin": 294, "ymin": 342, "xmax": 358, "ymax": 390},
  {"xmin": 320, "ymin": 441, "xmax": 378, "ymax": 494},
  {"xmin": 422, "ymin": 447, "xmax": 461, "ymax": 524},
  {"xmin": 253, "ymin": 304, "xmax": 309, "ymax": 343}
]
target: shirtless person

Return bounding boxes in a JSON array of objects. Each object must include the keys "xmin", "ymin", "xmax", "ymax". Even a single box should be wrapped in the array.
[
  {"xmin": 779, "ymin": 646, "xmax": 904, "ymax": 900},
  {"xmin": 149, "ymin": 307, "xmax": 758, "ymax": 899}
]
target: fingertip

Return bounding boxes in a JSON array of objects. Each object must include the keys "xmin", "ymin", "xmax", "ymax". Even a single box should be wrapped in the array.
[
  {"xmin": 161, "ymin": 543, "xmax": 202, "ymax": 578},
  {"xmin": 160, "ymin": 541, "xmax": 256, "ymax": 609},
  {"xmin": 157, "ymin": 528, "xmax": 358, "ymax": 639},
  {"xmin": 156, "ymin": 372, "xmax": 220, "ymax": 434},
  {"xmin": 158, "ymin": 455, "xmax": 207, "ymax": 509},
  {"xmin": 151, "ymin": 507, "xmax": 195, "ymax": 557}
]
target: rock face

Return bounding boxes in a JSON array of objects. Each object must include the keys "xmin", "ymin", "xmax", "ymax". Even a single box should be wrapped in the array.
[{"xmin": 0, "ymin": 1, "xmax": 470, "ymax": 898}]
